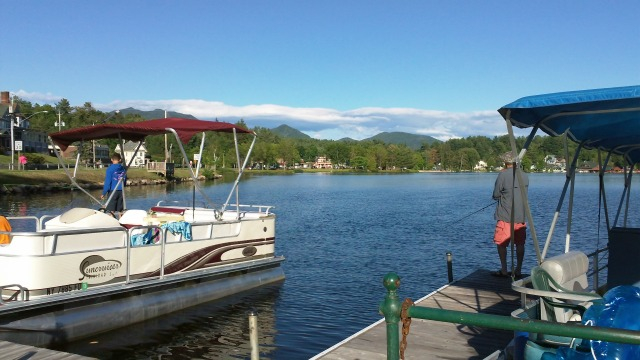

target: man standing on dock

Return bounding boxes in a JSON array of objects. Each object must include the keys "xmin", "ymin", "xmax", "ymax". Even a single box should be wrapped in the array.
[{"xmin": 492, "ymin": 154, "xmax": 529, "ymax": 279}]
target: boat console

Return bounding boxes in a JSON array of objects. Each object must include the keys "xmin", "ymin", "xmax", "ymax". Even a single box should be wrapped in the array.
[
  {"xmin": 608, "ymin": 227, "xmax": 640, "ymax": 289},
  {"xmin": 45, "ymin": 207, "xmax": 121, "ymax": 229}
]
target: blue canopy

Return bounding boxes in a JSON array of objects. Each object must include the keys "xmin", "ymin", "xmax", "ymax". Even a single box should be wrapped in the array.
[{"xmin": 498, "ymin": 85, "xmax": 640, "ymax": 165}]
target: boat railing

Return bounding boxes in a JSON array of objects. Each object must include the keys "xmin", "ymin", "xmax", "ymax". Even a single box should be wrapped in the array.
[
  {"xmin": 156, "ymin": 200, "xmax": 208, "ymax": 208},
  {"xmin": 124, "ymin": 224, "xmax": 164, "ymax": 283},
  {"xmin": 46, "ymin": 227, "xmax": 129, "ymax": 255},
  {"xmin": 0, "ymin": 284, "xmax": 28, "ymax": 304},
  {"xmin": 151, "ymin": 201, "xmax": 275, "ymax": 216},
  {"xmin": 379, "ymin": 272, "xmax": 640, "ymax": 360},
  {"xmin": 587, "ymin": 247, "xmax": 609, "ymax": 291},
  {"xmin": 4, "ymin": 216, "xmax": 41, "ymax": 232},
  {"xmin": 225, "ymin": 204, "xmax": 275, "ymax": 215}
]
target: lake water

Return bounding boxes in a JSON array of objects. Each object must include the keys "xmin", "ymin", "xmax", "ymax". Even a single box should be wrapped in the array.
[{"xmin": 1, "ymin": 172, "xmax": 637, "ymax": 359}]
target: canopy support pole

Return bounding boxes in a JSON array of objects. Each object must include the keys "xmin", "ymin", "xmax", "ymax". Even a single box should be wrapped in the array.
[
  {"xmin": 597, "ymin": 150, "xmax": 613, "ymax": 231},
  {"xmin": 541, "ymin": 139, "xmax": 582, "ymax": 260},
  {"xmin": 627, "ymin": 167, "xmax": 633, "ymax": 226},
  {"xmin": 193, "ymin": 133, "xmax": 206, "ymax": 211},
  {"xmin": 234, "ymin": 129, "xmax": 241, "ymax": 214},
  {"xmin": 221, "ymin": 130, "xmax": 258, "ymax": 215},
  {"xmin": 565, "ymin": 144, "xmax": 582, "ymax": 253},
  {"xmin": 169, "ymin": 129, "xmax": 217, "ymax": 209},
  {"xmin": 613, "ymin": 163, "xmax": 633, "ymax": 228},
  {"xmin": 73, "ymin": 141, "xmax": 83, "ymax": 178},
  {"xmin": 47, "ymin": 136, "xmax": 102, "ymax": 206},
  {"xmin": 506, "ymin": 117, "xmax": 541, "ymax": 265}
]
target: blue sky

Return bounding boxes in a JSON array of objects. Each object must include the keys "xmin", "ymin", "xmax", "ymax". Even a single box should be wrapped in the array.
[{"xmin": 3, "ymin": 1, "xmax": 639, "ymax": 140}]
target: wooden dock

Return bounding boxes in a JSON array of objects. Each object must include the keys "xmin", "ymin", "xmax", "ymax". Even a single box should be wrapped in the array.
[
  {"xmin": 146, "ymin": 161, "xmax": 174, "ymax": 177},
  {"xmin": 312, "ymin": 269, "xmax": 521, "ymax": 360},
  {"xmin": 0, "ymin": 340, "xmax": 96, "ymax": 359}
]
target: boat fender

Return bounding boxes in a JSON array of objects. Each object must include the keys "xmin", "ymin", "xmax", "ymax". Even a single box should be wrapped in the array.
[{"xmin": 0, "ymin": 216, "xmax": 11, "ymax": 244}]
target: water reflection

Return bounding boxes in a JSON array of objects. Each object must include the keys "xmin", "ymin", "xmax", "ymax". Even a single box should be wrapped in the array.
[{"xmin": 54, "ymin": 283, "xmax": 283, "ymax": 359}]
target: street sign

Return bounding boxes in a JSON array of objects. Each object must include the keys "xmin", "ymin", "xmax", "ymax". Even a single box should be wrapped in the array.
[
  {"xmin": 193, "ymin": 154, "xmax": 201, "ymax": 161},
  {"xmin": 14, "ymin": 141, "xmax": 22, "ymax": 151}
]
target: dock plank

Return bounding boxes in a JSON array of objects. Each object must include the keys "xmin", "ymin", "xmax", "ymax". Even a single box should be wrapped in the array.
[
  {"xmin": 313, "ymin": 269, "xmax": 521, "ymax": 360},
  {"xmin": 0, "ymin": 340, "xmax": 96, "ymax": 359}
]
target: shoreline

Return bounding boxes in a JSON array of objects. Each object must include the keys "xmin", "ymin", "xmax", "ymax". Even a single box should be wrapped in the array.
[{"xmin": 0, "ymin": 177, "xmax": 201, "ymax": 195}]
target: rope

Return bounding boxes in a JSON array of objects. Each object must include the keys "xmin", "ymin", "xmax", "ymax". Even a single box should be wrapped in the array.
[
  {"xmin": 400, "ymin": 298, "xmax": 415, "ymax": 360},
  {"xmin": 510, "ymin": 163, "xmax": 516, "ymax": 279}
]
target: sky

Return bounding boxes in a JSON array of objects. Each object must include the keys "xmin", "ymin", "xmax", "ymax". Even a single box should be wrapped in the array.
[{"xmin": 3, "ymin": 1, "xmax": 640, "ymax": 141}]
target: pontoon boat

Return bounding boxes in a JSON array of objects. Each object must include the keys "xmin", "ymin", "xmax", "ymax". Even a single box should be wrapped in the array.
[{"xmin": 0, "ymin": 118, "xmax": 284, "ymax": 347}]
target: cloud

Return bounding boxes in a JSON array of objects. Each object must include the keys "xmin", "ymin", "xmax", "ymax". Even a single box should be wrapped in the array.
[
  {"xmin": 98, "ymin": 99, "xmax": 516, "ymax": 141},
  {"xmin": 15, "ymin": 90, "xmax": 521, "ymax": 141},
  {"xmin": 12, "ymin": 90, "xmax": 63, "ymax": 105}
]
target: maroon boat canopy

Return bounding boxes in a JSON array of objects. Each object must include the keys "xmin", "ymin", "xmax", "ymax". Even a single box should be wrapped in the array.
[{"xmin": 49, "ymin": 118, "xmax": 254, "ymax": 151}]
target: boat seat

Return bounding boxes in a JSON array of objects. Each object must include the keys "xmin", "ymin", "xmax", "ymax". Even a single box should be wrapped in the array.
[
  {"xmin": 150, "ymin": 206, "xmax": 186, "ymax": 215},
  {"xmin": 119, "ymin": 210, "xmax": 149, "ymax": 229},
  {"xmin": 540, "ymin": 251, "xmax": 589, "ymax": 293},
  {"xmin": 531, "ymin": 267, "xmax": 595, "ymax": 322},
  {"xmin": 529, "ymin": 266, "xmax": 602, "ymax": 349},
  {"xmin": 534, "ymin": 251, "xmax": 602, "ymax": 323}
]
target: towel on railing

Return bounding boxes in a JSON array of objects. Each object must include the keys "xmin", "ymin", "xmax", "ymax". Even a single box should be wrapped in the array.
[
  {"xmin": 130, "ymin": 228, "xmax": 160, "ymax": 246},
  {"xmin": 161, "ymin": 221, "xmax": 192, "ymax": 241}
]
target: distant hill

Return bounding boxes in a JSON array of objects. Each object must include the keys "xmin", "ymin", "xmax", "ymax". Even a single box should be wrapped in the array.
[
  {"xmin": 271, "ymin": 124, "xmax": 311, "ymax": 139},
  {"xmin": 338, "ymin": 137, "xmax": 357, "ymax": 142},
  {"xmin": 117, "ymin": 109, "xmax": 437, "ymax": 148},
  {"xmin": 364, "ymin": 132, "xmax": 440, "ymax": 150},
  {"xmin": 118, "ymin": 108, "xmax": 197, "ymax": 120},
  {"xmin": 268, "ymin": 125, "xmax": 439, "ymax": 149}
]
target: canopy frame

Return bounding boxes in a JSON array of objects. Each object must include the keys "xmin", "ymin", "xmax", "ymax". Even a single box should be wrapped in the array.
[
  {"xmin": 48, "ymin": 118, "xmax": 256, "ymax": 215},
  {"xmin": 499, "ymin": 85, "xmax": 640, "ymax": 262}
]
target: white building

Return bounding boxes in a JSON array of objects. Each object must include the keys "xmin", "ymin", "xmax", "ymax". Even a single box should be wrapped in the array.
[
  {"xmin": 474, "ymin": 160, "xmax": 487, "ymax": 171},
  {"xmin": 115, "ymin": 141, "xmax": 147, "ymax": 168}
]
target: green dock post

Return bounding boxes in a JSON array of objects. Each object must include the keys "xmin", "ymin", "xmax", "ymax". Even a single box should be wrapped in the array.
[{"xmin": 379, "ymin": 272, "xmax": 401, "ymax": 360}]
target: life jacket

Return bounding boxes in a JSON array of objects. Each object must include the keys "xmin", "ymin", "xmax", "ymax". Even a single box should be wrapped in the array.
[{"xmin": 0, "ymin": 216, "xmax": 11, "ymax": 244}]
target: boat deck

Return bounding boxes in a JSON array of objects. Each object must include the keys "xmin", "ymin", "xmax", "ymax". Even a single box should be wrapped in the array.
[
  {"xmin": 0, "ymin": 340, "xmax": 96, "ymax": 359},
  {"xmin": 314, "ymin": 269, "xmax": 521, "ymax": 360}
]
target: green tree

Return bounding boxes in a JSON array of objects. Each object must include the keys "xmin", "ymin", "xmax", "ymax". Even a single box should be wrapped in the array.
[
  {"xmin": 351, "ymin": 156, "xmax": 368, "ymax": 170},
  {"xmin": 277, "ymin": 139, "xmax": 300, "ymax": 168}
]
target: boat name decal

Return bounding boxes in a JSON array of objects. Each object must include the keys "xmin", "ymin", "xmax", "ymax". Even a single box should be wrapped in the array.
[{"xmin": 79, "ymin": 255, "xmax": 122, "ymax": 283}]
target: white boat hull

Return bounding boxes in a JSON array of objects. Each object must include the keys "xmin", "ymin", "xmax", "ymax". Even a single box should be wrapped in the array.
[{"xmin": 0, "ymin": 258, "xmax": 284, "ymax": 347}]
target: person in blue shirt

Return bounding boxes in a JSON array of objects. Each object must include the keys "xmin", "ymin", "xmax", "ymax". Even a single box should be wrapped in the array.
[{"xmin": 101, "ymin": 153, "xmax": 127, "ymax": 218}]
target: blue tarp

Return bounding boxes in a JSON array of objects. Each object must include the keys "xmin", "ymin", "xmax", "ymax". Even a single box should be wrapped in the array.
[{"xmin": 498, "ymin": 85, "xmax": 640, "ymax": 164}]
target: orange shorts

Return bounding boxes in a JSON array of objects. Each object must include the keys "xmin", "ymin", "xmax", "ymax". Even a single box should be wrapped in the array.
[{"xmin": 493, "ymin": 220, "xmax": 526, "ymax": 247}]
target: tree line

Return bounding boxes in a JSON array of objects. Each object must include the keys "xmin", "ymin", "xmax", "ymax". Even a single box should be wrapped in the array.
[{"xmin": 13, "ymin": 97, "xmax": 620, "ymax": 172}]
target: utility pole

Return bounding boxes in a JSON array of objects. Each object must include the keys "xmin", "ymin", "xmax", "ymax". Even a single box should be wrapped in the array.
[
  {"xmin": 164, "ymin": 110, "xmax": 169, "ymax": 162},
  {"xmin": 9, "ymin": 97, "xmax": 14, "ymax": 170}
]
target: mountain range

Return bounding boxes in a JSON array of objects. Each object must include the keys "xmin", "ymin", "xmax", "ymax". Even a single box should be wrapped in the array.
[
  {"xmin": 119, "ymin": 107, "xmax": 197, "ymax": 120},
  {"xmin": 123, "ymin": 108, "xmax": 439, "ymax": 150},
  {"xmin": 270, "ymin": 124, "xmax": 439, "ymax": 149}
]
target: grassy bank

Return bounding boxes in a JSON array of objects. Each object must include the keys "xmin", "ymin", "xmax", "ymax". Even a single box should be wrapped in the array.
[{"xmin": 0, "ymin": 168, "xmax": 196, "ymax": 186}]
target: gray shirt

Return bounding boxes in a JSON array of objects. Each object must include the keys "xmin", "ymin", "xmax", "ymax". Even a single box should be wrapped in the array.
[{"xmin": 493, "ymin": 167, "xmax": 529, "ymax": 223}]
